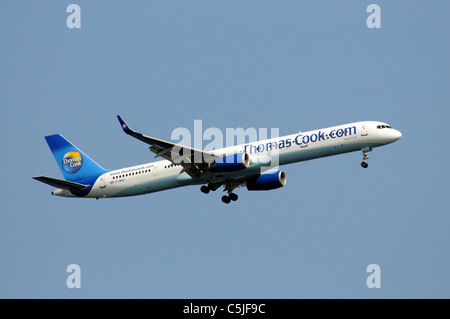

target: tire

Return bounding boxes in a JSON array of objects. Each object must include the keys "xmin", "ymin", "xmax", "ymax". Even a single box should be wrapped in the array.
[
  {"xmin": 201, "ymin": 185, "xmax": 210, "ymax": 194},
  {"xmin": 221, "ymin": 195, "xmax": 231, "ymax": 204}
]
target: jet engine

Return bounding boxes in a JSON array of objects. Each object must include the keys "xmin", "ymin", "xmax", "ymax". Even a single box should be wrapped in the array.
[
  {"xmin": 210, "ymin": 153, "xmax": 250, "ymax": 172},
  {"xmin": 246, "ymin": 171, "xmax": 286, "ymax": 191}
]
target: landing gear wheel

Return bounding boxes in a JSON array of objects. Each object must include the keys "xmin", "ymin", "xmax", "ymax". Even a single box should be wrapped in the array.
[
  {"xmin": 361, "ymin": 161, "xmax": 368, "ymax": 168},
  {"xmin": 221, "ymin": 195, "xmax": 231, "ymax": 204},
  {"xmin": 229, "ymin": 193, "xmax": 238, "ymax": 201},
  {"xmin": 200, "ymin": 185, "xmax": 210, "ymax": 194}
]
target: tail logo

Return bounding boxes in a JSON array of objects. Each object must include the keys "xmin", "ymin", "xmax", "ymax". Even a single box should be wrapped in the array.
[{"xmin": 62, "ymin": 150, "xmax": 83, "ymax": 174}]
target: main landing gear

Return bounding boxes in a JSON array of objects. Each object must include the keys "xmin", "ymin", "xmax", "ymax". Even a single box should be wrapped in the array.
[
  {"xmin": 361, "ymin": 147, "xmax": 372, "ymax": 168},
  {"xmin": 200, "ymin": 185, "xmax": 210, "ymax": 194},
  {"xmin": 200, "ymin": 181, "xmax": 240, "ymax": 204},
  {"xmin": 221, "ymin": 193, "xmax": 238, "ymax": 204}
]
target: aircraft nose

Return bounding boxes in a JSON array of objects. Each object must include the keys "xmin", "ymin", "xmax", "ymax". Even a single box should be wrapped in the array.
[{"xmin": 392, "ymin": 129, "xmax": 402, "ymax": 141}]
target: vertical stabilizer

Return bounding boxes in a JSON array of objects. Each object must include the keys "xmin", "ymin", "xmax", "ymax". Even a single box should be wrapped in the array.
[{"xmin": 45, "ymin": 134, "xmax": 108, "ymax": 183}]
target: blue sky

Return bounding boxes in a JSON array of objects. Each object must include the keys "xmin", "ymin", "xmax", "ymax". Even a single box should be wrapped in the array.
[{"xmin": 1, "ymin": 1, "xmax": 449, "ymax": 298}]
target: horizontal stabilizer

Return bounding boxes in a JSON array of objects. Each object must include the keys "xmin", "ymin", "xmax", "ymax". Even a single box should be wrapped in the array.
[{"xmin": 32, "ymin": 176, "xmax": 89, "ymax": 190}]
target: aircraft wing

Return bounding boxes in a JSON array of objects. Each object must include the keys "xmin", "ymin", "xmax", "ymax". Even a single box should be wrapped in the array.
[
  {"xmin": 117, "ymin": 116, "xmax": 219, "ymax": 179},
  {"xmin": 32, "ymin": 176, "xmax": 89, "ymax": 190}
]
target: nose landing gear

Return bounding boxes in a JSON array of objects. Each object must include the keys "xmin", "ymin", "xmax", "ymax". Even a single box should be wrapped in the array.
[{"xmin": 361, "ymin": 147, "xmax": 372, "ymax": 168}]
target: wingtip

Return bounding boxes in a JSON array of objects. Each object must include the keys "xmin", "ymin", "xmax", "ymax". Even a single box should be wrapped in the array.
[{"xmin": 117, "ymin": 115, "xmax": 132, "ymax": 134}]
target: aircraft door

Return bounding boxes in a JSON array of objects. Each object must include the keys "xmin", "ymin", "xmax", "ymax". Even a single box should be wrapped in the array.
[
  {"xmin": 361, "ymin": 123, "xmax": 368, "ymax": 136},
  {"xmin": 99, "ymin": 175, "xmax": 106, "ymax": 188}
]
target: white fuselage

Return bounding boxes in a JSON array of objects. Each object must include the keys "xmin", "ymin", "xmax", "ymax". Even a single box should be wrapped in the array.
[{"xmin": 52, "ymin": 121, "xmax": 401, "ymax": 198}]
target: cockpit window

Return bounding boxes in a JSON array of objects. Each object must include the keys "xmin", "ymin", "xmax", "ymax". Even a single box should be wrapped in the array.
[{"xmin": 377, "ymin": 124, "xmax": 392, "ymax": 129}]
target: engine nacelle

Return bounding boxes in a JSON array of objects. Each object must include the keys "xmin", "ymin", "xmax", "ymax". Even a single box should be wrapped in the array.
[
  {"xmin": 210, "ymin": 153, "xmax": 250, "ymax": 172},
  {"xmin": 246, "ymin": 171, "xmax": 286, "ymax": 191}
]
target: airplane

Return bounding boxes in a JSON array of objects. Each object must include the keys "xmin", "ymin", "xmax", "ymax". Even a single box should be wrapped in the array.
[{"xmin": 33, "ymin": 117, "xmax": 402, "ymax": 204}]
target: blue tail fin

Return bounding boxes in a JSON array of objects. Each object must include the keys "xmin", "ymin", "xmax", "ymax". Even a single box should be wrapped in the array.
[{"xmin": 45, "ymin": 134, "xmax": 108, "ymax": 183}]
